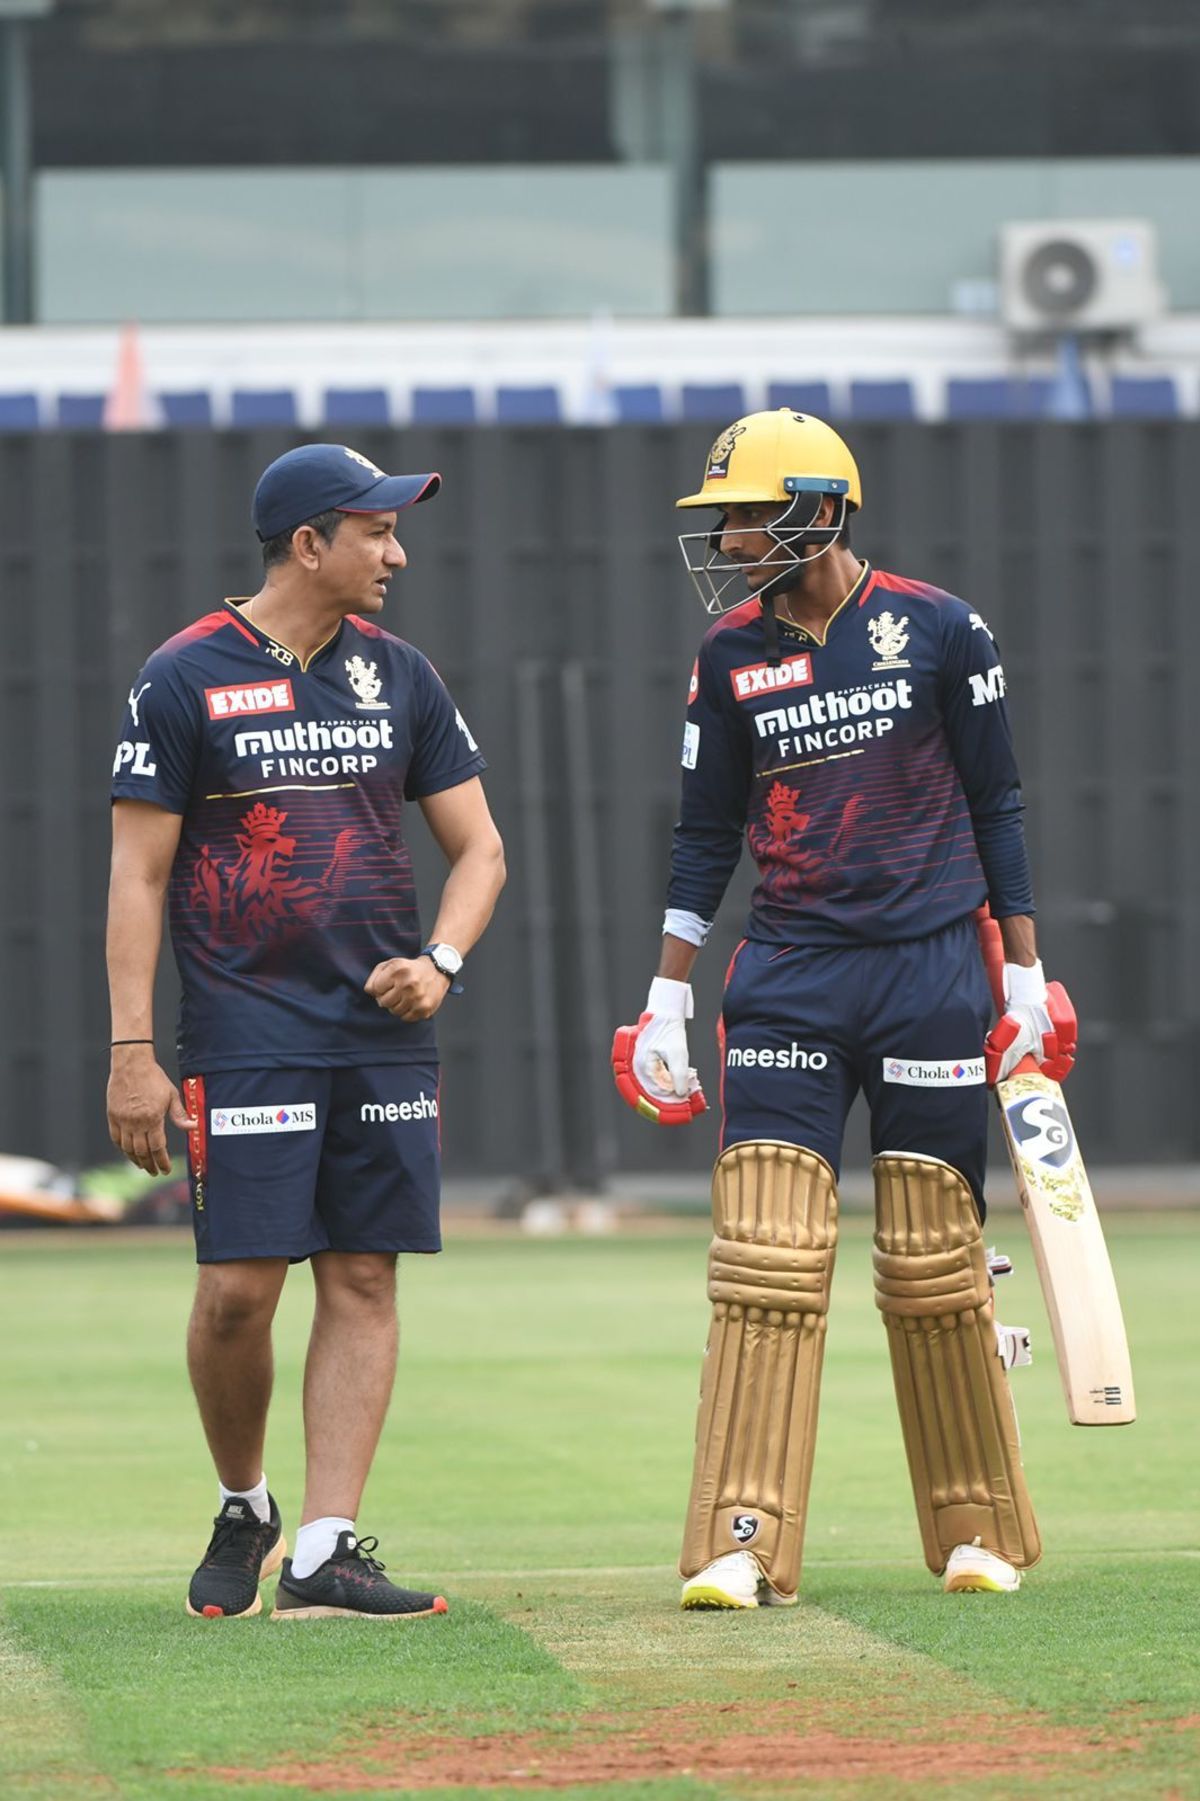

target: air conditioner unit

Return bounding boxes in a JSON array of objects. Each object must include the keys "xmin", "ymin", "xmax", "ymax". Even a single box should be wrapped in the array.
[{"xmin": 999, "ymin": 220, "xmax": 1163, "ymax": 333}]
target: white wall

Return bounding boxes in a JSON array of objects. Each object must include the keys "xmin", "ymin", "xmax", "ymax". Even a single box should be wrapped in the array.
[{"xmin": 1, "ymin": 313, "xmax": 1197, "ymax": 423}]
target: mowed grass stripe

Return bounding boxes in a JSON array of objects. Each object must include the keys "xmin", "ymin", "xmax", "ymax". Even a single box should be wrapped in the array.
[
  {"xmin": 0, "ymin": 1613, "xmax": 107, "ymax": 1797},
  {"xmin": 0, "ymin": 1592, "xmax": 585, "ymax": 1777},
  {"xmin": 479, "ymin": 1567, "xmax": 988, "ymax": 1717}
]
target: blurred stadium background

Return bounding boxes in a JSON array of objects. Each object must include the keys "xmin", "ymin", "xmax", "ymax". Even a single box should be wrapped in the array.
[{"xmin": 1, "ymin": 0, "xmax": 1198, "ymax": 1211}]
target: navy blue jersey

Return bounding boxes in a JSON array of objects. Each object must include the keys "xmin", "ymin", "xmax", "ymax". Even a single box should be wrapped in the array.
[
  {"xmin": 111, "ymin": 601, "xmax": 487, "ymax": 1071},
  {"xmin": 668, "ymin": 564, "xmax": 1032, "ymax": 946}
]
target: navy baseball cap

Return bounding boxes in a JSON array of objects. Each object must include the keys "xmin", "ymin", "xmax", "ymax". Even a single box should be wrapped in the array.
[{"xmin": 252, "ymin": 443, "xmax": 441, "ymax": 541}]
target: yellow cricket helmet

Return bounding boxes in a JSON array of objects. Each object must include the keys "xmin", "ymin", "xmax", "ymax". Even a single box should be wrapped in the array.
[
  {"xmin": 676, "ymin": 409, "xmax": 862, "ymax": 620},
  {"xmin": 677, "ymin": 407, "xmax": 861, "ymax": 511}
]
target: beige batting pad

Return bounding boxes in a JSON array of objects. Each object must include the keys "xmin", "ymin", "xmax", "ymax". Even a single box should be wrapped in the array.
[
  {"xmin": 873, "ymin": 1153, "xmax": 1042, "ymax": 1574},
  {"xmin": 679, "ymin": 1140, "xmax": 838, "ymax": 1600}
]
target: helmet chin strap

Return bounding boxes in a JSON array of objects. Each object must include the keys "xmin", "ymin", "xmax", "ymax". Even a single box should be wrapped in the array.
[{"xmin": 754, "ymin": 493, "xmax": 845, "ymax": 666}]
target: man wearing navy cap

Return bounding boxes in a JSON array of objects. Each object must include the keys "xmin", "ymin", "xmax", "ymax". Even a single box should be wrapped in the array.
[{"xmin": 106, "ymin": 444, "xmax": 505, "ymax": 1621}]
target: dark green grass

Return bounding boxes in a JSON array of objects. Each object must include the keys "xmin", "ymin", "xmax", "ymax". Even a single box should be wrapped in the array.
[{"xmin": 1, "ymin": 1214, "xmax": 1197, "ymax": 1800}]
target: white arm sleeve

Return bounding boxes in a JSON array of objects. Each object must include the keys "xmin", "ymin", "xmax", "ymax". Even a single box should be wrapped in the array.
[{"xmin": 663, "ymin": 907, "xmax": 711, "ymax": 948}]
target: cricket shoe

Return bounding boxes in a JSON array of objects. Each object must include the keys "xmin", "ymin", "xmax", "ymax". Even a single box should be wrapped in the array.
[
  {"xmin": 680, "ymin": 1550, "xmax": 796, "ymax": 1611},
  {"xmin": 271, "ymin": 1532, "xmax": 448, "ymax": 1620},
  {"xmin": 186, "ymin": 1493, "xmax": 286, "ymax": 1618},
  {"xmin": 943, "ymin": 1537, "xmax": 1021, "ymax": 1594}
]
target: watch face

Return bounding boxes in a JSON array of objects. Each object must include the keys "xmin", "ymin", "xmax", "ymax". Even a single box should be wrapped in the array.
[{"xmin": 430, "ymin": 944, "xmax": 463, "ymax": 976}]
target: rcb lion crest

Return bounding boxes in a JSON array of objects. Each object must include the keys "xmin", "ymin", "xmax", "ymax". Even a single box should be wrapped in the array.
[
  {"xmin": 867, "ymin": 610, "xmax": 910, "ymax": 668},
  {"xmin": 345, "ymin": 655, "xmax": 389, "ymax": 710},
  {"xmin": 706, "ymin": 421, "xmax": 746, "ymax": 480}
]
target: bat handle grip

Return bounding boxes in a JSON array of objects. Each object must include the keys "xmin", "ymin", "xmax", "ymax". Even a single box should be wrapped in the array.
[{"xmin": 974, "ymin": 905, "xmax": 1007, "ymax": 1016}]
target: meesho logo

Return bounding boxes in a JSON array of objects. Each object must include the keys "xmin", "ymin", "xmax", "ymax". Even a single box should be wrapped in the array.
[
  {"xmin": 210, "ymin": 1103, "xmax": 317, "ymax": 1136},
  {"xmin": 360, "ymin": 1096, "xmax": 439, "ymax": 1124}
]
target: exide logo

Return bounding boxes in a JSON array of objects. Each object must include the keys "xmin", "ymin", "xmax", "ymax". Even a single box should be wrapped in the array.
[
  {"xmin": 205, "ymin": 680, "xmax": 295, "ymax": 720},
  {"xmin": 730, "ymin": 654, "xmax": 813, "ymax": 702}
]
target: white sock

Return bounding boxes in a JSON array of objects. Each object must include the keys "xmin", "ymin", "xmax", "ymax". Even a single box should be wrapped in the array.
[
  {"xmin": 218, "ymin": 1474, "xmax": 270, "ymax": 1525},
  {"xmin": 291, "ymin": 1516, "xmax": 354, "ymax": 1579}
]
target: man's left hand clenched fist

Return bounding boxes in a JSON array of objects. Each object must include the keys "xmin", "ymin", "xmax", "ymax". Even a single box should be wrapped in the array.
[
  {"xmin": 365, "ymin": 957, "xmax": 449, "ymax": 1021},
  {"xmin": 984, "ymin": 959, "xmax": 1078, "ymax": 1086}
]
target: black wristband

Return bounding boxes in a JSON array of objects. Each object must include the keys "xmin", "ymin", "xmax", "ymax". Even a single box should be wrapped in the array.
[{"xmin": 110, "ymin": 1038, "xmax": 154, "ymax": 1046}]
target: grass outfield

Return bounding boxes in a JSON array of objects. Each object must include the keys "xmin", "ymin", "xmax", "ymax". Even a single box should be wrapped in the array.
[{"xmin": 0, "ymin": 1213, "xmax": 1197, "ymax": 1800}]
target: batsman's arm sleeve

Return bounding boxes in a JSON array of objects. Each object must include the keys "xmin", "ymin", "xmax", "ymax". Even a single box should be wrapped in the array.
[
  {"xmin": 666, "ymin": 640, "xmax": 753, "ymax": 925},
  {"xmin": 938, "ymin": 602, "xmax": 1034, "ymax": 919}
]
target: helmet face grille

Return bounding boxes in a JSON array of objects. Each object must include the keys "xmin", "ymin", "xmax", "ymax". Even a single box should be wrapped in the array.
[{"xmin": 677, "ymin": 491, "xmax": 849, "ymax": 616}]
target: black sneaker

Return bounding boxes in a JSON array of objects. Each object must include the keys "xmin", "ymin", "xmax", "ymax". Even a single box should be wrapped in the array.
[
  {"xmin": 271, "ymin": 1531, "xmax": 448, "ymax": 1620},
  {"xmin": 186, "ymin": 1493, "xmax": 286, "ymax": 1619}
]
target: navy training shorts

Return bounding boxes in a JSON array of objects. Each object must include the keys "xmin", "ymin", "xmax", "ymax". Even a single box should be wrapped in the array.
[
  {"xmin": 181, "ymin": 1064, "xmax": 442, "ymax": 1262},
  {"xmin": 719, "ymin": 916, "xmax": 992, "ymax": 1215}
]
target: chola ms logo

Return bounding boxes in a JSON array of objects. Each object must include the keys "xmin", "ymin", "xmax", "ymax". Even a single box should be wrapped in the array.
[
  {"xmin": 882, "ymin": 1057, "xmax": 986, "ymax": 1087},
  {"xmin": 210, "ymin": 1103, "xmax": 317, "ymax": 1136}
]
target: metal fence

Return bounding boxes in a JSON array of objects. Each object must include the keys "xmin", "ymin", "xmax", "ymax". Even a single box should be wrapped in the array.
[{"xmin": 2, "ymin": 421, "xmax": 1198, "ymax": 1180}]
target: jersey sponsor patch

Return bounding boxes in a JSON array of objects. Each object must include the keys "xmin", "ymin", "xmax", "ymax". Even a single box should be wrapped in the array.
[
  {"xmin": 970, "ymin": 665, "xmax": 1007, "ymax": 707},
  {"xmin": 112, "ymin": 740, "xmax": 157, "ymax": 778},
  {"xmin": 687, "ymin": 659, "xmax": 699, "ymax": 705},
  {"xmin": 210, "ymin": 1103, "xmax": 317, "ymax": 1135},
  {"xmin": 681, "ymin": 721, "xmax": 700, "ymax": 769},
  {"xmin": 360, "ymin": 1095, "xmax": 439, "ymax": 1124},
  {"xmin": 205, "ymin": 679, "xmax": 295, "ymax": 720},
  {"xmin": 729, "ymin": 653, "xmax": 812, "ymax": 702},
  {"xmin": 882, "ymin": 1057, "xmax": 986, "ymax": 1087}
]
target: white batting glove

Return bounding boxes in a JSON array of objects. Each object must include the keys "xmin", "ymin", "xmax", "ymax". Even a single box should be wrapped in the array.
[
  {"xmin": 989, "ymin": 961, "xmax": 1055, "ymax": 1083},
  {"xmin": 632, "ymin": 977, "xmax": 700, "ymax": 1100}
]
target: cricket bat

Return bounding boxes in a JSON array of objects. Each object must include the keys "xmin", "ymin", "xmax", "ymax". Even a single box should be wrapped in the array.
[{"xmin": 978, "ymin": 913, "xmax": 1136, "ymax": 1426}]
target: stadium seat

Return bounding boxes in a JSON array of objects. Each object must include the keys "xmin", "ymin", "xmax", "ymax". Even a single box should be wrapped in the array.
[
  {"xmin": 411, "ymin": 386, "xmax": 478, "ymax": 425},
  {"xmin": 848, "ymin": 380, "xmax": 916, "ymax": 420},
  {"xmin": 495, "ymin": 385, "xmax": 561, "ymax": 424},
  {"xmin": 0, "ymin": 393, "xmax": 39, "ymax": 430},
  {"xmin": 324, "ymin": 387, "xmax": 390, "ymax": 426},
  {"xmin": 681, "ymin": 383, "xmax": 746, "ymax": 422},
  {"xmin": 767, "ymin": 382, "xmax": 833, "ymax": 417},
  {"xmin": 159, "ymin": 390, "xmax": 214, "ymax": 428},
  {"xmin": 946, "ymin": 378, "xmax": 1055, "ymax": 420},
  {"xmin": 231, "ymin": 389, "xmax": 298, "ymax": 427},
  {"xmin": 1110, "ymin": 376, "xmax": 1179, "ymax": 418},
  {"xmin": 56, "ymin": 394, "xmax": 106, "ymax": 428},
  {"xmin": 613, "ymin": 384, "xmax": 665, "ymax": 423}
]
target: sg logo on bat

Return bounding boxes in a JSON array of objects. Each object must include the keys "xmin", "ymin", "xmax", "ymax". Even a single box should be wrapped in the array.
[{"xmin": 1004, "ymin": 1092, "xmax": 1075, "ymax": 1169}]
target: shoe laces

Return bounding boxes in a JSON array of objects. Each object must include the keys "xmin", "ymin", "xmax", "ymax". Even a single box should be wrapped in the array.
[
  {"xmin": 204, "ymin": 1512, "xmax": 266, "ymax": 1566},
  {"xmin": 337, "ymin": 1534, "xmax": 386, "ymax": 1575}
]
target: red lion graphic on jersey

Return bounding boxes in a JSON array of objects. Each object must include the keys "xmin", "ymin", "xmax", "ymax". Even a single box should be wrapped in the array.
[
  {"xmin": 749, "ymin": 780, "xmax": 868, "ymax": 900},
  {"xmin": 189, "ymin": 802, "xmax": 367, "ymax": 942}
]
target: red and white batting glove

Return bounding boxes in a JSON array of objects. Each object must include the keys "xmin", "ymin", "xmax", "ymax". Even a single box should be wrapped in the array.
[
  {"xmin": 984, "ymin": 960, "xmax": 1078, "ymax": 1086},
  {"xmin": 611, "ymin": 978, "xmax": 708, "ymax": 1126}
]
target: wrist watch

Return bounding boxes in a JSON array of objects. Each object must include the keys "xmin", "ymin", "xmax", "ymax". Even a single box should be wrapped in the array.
[{"xmin": 421, "ymin": 942, "xmax": 464, "ymax": 994}]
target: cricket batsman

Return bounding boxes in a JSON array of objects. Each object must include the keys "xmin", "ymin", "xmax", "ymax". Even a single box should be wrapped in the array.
[{"xmin": 612, "ymin": 409, "xmax": 1077, "ymax": 1607}]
